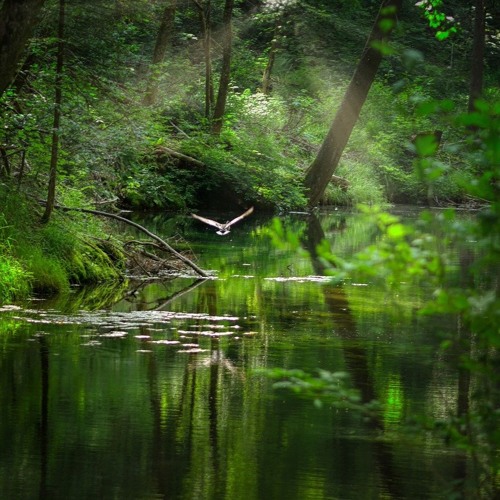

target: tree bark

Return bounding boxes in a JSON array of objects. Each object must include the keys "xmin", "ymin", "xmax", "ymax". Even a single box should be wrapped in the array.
[
  {"xmin": 262, "ymin": 19, "xmax": 281, "ymax": 95},
  {"xmin": 194, "ymin": 0, "xmax": 215, "ymax": 119},
  {"xmin": 0, "ymin": 0, "xmax": 47, "ymax": 97},
  {"xmin": 468, "ymin": 0, "xmax": 485, "ymax": 113},
  {"xmin": 262, "ymin": 36, "xmax": 278, "ymax": 95},
  {"xmin": 41, "ymin": 0, "xmax": 65, "ymax": 224},
  {"xmin": 303, "ymin": 0, "xmax": 402, "ymax": 207},
  {"xmin": 143, "ymin": 0, "xmax": 177, "ymax": 106},
  {"xmin": 211, "ymin": 0, "xmax": 234, "ymax": 135}
]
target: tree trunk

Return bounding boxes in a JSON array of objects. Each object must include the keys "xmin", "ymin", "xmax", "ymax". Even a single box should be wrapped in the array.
[
  {"xmin": 262, "ymin": 20, "xmax": 281, "ymax": 95},
  {"xmin": 41, "ymin": 0, "xmax": 65, "ymax": 224},
  {"xmin": 303, "ymin": 0, "xmax": 402, "ymax": 207},
  {"xmin": 262, "ymin": 35, "xmax": 278, "ymax": 95},
  {"xmin": 468, "ymin": 0, "xmax": 485, "ymax": 113},
  {"xmin": 194, "ymin": 0, "xmax": 214, "ymax": 119},
  {"xmin": 211, "ymin": 0, "xmax": 234, "ymax": 135},
  {"xmin": 143, "ymin": 0, "xmax": 177, "ymax": 106},
  {"xmin": 0, "ymin": 0, "xmax": 47, "ymax": 97}
]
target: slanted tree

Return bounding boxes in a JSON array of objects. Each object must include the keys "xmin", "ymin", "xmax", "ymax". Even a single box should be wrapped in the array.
[
  {"xmin": 41, "ymin": 0, "xmax": 65, "ymax": 224},
  {"xmin": 303, "ymin": 0, "xmax": 402, "ymax": 207},
  {"xmin": 211, "ymin": 0, "xmax": 234, "ymax": 135},
  {"xmin": 143, "ymin": 0, "xmax": 177, "ymax": 106},
  {"xmin": 0, "ymin": 0, "xmax": 47, "ymax": 97}
]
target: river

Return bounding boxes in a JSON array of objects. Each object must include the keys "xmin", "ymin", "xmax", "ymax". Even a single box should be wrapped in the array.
[{"xmin": 0, "ymin": 207, "xmax": 474, "ymax": 499}]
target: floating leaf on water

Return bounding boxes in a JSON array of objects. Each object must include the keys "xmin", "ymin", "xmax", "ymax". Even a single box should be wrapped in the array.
[
  {"xmin": 81, "ymin": 340, "xmax": 102, "ymax": 346},
  {"xmin": 182, "ymin": 343, "xmax": 200, "ymax": 347},
  {"xmin": 148, "ymin": 340, "xmax": 180, "ymax": 344},
  {"xmin": 191, "ymin": 330, "xmax": 234, "ymax": 336},
  {"xmin": 264, "ymin": 276, "xmax": 331, "ymax": 283},
  {"xmin": 100, "ymin": 331, "xmax": 128, "ymax": 338},
  {"xmin": 134, "ymin": 335, "xmax": 151, "ymax": 339},
  {"xmin": 177, "ymin": 348, "xmax": 209, "ymax": 354},
  {"xmin": 0, "ymin": 305, "xmax": 22, "ymax": 312}
]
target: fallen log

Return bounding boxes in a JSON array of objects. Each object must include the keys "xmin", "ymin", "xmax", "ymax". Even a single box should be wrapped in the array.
[
  {"xmin": 40, "ymin": 202, "xmax": 209, "ymax": 278},
  {"xmin": 154, "ymin": 146, "xmax": 205, "ymax": 169}
]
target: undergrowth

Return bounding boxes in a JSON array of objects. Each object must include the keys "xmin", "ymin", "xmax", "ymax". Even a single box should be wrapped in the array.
[{"xmin": 0, "ymin": 185, "xmax": 125, "ymax": 302}]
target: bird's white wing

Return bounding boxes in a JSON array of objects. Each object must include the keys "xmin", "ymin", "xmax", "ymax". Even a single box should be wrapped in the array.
[
  {"xmin": 226, "ymin": 207, "xmax": 254, "ymax": 227},
  {"xmin": 191, "ymin": 213, "xmax": 224, "ymax": 229}
]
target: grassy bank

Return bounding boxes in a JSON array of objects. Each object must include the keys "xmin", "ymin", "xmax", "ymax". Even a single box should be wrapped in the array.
[{"xmin": 0, "ymin": 186, "xmax": 126, "ymax": 304}]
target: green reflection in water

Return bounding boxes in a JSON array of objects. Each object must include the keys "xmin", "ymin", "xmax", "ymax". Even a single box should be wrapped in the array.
[
  {"xmin": 0, "ymin": 208, "xmax": 470, "ymax": 499},
  {"xmin": 383, "ymin": 374, "xmax": 404, "ymax": 426}
]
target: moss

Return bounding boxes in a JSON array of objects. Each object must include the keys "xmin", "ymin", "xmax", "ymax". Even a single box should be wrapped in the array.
[
  {"xmin": 0, "ymin": 187, "xmax": 127, "ymax": 300},
  {"xmin": 66, "ymin": 238, "xmax": 125, "ymax": 284}
]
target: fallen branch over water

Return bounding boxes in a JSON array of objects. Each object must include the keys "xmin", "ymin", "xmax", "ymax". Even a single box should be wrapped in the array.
[{"xmin": 40, "ymin": 202, "xmax": 209, "ymax": 278}]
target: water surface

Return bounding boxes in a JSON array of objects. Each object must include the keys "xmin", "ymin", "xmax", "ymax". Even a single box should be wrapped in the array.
[{"xmin": 0, "ymin": 207, "xmax": 470, "ymax": 499}]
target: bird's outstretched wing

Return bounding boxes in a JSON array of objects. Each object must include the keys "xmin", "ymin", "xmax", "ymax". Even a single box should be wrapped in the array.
[
  {"xmin": 191, "ymin": 213, "xmax": 224, "ymax": 229},
  {"xmin": 226, "ymin": 207, "xmax": 254, "ymax": 228}
]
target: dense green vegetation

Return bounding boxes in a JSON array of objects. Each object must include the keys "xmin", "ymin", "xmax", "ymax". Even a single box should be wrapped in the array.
[
  {"xmin": 0, "ymin": 185, "xmax": 125, "ymax": 299},
  {"xmin": 0, "ymin": 0, "xmax": 499, "ymax": 294},
  {"xmin": 1, "ymin": 1, "xmax": 498, "ymax": 497},
  {"xmin": 265, "ymin": 83, "xmax": 500, "ymax": 499}
]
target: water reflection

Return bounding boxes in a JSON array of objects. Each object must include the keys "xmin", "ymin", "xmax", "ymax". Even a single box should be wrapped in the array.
[{"xmin": 0, "ymin": 208, "xmax": 473, "ymax": 499}]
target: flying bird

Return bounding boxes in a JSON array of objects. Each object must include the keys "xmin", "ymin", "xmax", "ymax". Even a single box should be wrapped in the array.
[{"xmin": 191, "ymin": 207, "xmax": 254, "ymax": 235}]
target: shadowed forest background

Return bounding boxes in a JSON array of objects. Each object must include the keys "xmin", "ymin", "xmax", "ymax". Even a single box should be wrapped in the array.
[{"xmin": 1, "ymin": 0, "xmax": 498, "ymax": 214}]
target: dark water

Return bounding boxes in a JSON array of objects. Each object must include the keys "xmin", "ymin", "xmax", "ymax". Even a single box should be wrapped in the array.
[{"xmin": 0, "ymin": 208, "xmax": 470, "ymax": 499}]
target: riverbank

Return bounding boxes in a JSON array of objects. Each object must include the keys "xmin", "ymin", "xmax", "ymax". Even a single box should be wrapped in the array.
[{"xmin": 0, "ymin": 188, "xmax": 126, "ymax": 303}]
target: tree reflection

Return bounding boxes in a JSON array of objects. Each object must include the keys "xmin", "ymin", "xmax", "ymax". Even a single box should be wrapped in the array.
[{"xmin": 305, "ymin": 214, "xmax": 404, "ymax": 499}]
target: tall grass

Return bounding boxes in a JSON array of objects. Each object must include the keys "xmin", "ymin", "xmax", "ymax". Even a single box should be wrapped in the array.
[{"xmin": 0, "ymin": 186, "xmax": 124, "ymax": 302}]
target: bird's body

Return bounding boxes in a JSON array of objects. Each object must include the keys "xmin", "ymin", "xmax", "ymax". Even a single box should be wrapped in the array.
[{"xmin": 191, "ymin": 207, "xmax": 254, "ymax": 235}]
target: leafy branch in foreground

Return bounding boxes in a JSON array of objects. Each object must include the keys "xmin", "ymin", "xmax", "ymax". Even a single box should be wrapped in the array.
[
  {"xmin": 263, "ymin": 97, "xmax": 500, "ymax": 497},
  {"xmin": 260, "ymin": 367, "xmax": 381, "ymax": 416}
]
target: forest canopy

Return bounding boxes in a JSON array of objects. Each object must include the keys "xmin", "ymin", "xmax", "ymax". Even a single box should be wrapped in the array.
[{"xmin": 0, "ymin": 0, "xmax": 498, "ymax": 213}]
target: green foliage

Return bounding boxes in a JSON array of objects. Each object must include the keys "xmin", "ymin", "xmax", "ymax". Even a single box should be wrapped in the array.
[
  {"xmin": 0, "ymin": 187, "xmax": 125, "ymax": 298},
  {"xmin": 0, "ymin": 253, "xmax": 32, "ymax": 303},
  {"xmin": 317, "ymin": 205, "xmax": 447, "ymax": 290},
  {"xmin": 267, "ymin": 96, "xmax": 500, "ymax": 496},
  {"xmin": 23, "ymin": 247, "xmax": 70, "ymax": 294},
  {"xmin": 415, "ymin": 0, "xmax": 458, "ymax": 41},
  {"xmin": 261, "ymin": 367, "xmax": 380, "ymax": 415}
]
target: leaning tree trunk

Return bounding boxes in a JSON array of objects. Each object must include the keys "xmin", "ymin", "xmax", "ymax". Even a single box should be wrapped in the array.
[
  {"xmin": 211, "ymin": 0, "xmax": 234, "ymax": 135},
  {"xmin": 303, "ymin": 0, "xmax": 402, "ymax": 207},
  {"xmin": 143, "ymin": 0, "xmax": 177, "ymax": 106},
  {"xmin": 0, "ymin": 0, "xmax": 47, "ymax": 97},
  {"xmin": 468, "ymin": 0, "xmax": 485, "ymax": 113},
  {"xmin": 41, "ymin": 0, "xmax": 65, "ymax": 224}
]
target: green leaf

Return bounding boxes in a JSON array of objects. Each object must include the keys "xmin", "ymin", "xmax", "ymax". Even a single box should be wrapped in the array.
[
  {"xmin": 370, "ymin": 40, "xmax": 396, "ymax": 55},
  {"xmin": 387, "ymin": 223, "xmax": 408, "ymax": 239}
]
